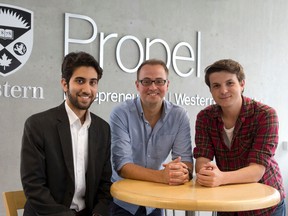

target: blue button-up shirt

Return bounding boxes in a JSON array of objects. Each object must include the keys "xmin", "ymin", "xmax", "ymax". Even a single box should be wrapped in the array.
[{"xmin": 110, "ymin": 97, "xmax": 193, "ymax": 214}]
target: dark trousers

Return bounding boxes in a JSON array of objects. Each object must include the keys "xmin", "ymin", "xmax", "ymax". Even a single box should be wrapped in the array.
[
  {"xmin": 110, "ymin": 202, "xmax": 162, "ymax": 216},
  {"xmin": 217, "ymin": 199, "xmax": 286, "ymax": 216},
  {"xmin": 72, "ymin": 208, "xmax": 88, "ymax": 216}
]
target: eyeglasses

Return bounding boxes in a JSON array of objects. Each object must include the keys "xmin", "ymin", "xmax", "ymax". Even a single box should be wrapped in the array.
[{"xmin": 138, "ymin": 78, "xmax": 167, "ymax": 87}]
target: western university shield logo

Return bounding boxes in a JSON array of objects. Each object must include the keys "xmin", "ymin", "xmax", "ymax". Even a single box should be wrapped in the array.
[{"xmin": 0, "ymin": 4, "xmax": 33, "ymax": 77}]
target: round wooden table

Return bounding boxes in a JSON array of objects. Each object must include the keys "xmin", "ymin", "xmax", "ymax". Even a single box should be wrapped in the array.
[{"xmin": 111, "ymin": 179, "xmax": 280, "ymax": 212}]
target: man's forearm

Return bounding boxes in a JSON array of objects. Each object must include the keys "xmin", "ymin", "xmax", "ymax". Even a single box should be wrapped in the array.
[
  {"xmin": 119, "ymin": 163, "xmax": 164, "ymax": 183},
  {"xmin": 195, "ymin": 157, "xmax": 211, "ymax": 173}
]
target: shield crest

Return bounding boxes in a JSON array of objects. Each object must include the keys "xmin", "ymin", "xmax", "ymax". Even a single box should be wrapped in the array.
[{"xmin": 0, "ymin": 3, "xmax": 33, "ymax": 77}]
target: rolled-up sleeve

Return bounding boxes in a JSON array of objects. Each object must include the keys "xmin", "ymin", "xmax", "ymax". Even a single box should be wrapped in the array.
[
  {"xmin": 171, "ymin": 109, "xmax": 193, "ymax": 163},
  {"xmin": 110, "ymin": 105, "xmax": 134, "ymax": 172},
  {"xmin": 193, "ymin": 110, "xmax": 215, "ymax": 160},
  {"xmin": 247, "ymin": 107, "xmax": 279, "ymax": 167}
]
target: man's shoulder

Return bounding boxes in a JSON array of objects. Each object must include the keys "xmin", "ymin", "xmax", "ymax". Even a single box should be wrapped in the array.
[
  {"xmin": 163, "ymin": 100, "xmax": 192, "ymax": 123},
  {"xmin": 28, "ymin": 104, "xmax": 62, "ymax": 119},
  {"xmin": 197, "ymin": 104, "xmax": 219, "ymax": 119},
  {"xmin": 112, "ymin": 98, "xmax": 137, "ymax": 113},
  {"xmin": 165, "ymin": 100, "xmax": 186, "ymax": 113},
  {"xmin": 243, "ymin": 96, "xmax": 277, "ymax": 117},
  {"xmin": 90, "ymin": 112, "xmax": 109, "ymax": 127},
  {"xmin": 25, "ymin": 103, "xmax": 65, "ymax": 125}
]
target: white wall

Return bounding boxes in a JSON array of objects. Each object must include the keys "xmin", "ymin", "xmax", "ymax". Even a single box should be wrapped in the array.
[{"xmin": 1, "ymin": 1, "xmax": 287, "ymax": 215}]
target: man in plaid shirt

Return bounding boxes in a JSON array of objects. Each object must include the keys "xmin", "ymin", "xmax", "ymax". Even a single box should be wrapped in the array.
[{"xmin": 193, "ymin": 59, "xmax": 286, "ymax": 216}]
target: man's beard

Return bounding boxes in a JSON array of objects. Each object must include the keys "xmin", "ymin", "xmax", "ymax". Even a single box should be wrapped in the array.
[{"xmin": 66, "ymin": 89, "xmax": 94, "ymax": 110}]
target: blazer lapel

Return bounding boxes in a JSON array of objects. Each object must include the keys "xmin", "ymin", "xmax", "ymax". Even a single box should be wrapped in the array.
[
  {"xmin": 57, "ymin": 103, "xmax": 75, "ymax": 182},
  {"xmin": 85, "ymin": 119, "xmax": 98, "ymax": 209}
]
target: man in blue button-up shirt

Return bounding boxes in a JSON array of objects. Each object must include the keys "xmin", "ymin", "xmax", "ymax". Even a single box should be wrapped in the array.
[{"xmin": 110, "ymin": 59, "xmax": 193, "ymax": 216}]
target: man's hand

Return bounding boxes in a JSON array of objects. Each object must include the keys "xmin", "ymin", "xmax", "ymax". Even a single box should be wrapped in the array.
[
  {"xmin": 196, "ymin": 162, "xmax": 223, "ymax": 187},
  {"xmin": 162, "ymin": 157, "xmax": 190, "ymax": 185}
]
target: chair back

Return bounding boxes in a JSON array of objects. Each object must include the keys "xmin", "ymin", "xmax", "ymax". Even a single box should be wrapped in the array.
[{"xmin": 2, "ymin": 190, "xmax": 26, "ymax": 216}]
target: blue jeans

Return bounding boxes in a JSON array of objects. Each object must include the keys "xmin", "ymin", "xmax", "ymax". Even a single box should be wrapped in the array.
[
  {"xmin": 271, "ymin": 199, "xmax": 286, "ymax": 216},
  {"xmin": 110, "ymin": 202, "xmax": 163, "ymax": 216},
  {"xmin": 216, "ymin": 199, "xmax": 286, "ymax": 216}
]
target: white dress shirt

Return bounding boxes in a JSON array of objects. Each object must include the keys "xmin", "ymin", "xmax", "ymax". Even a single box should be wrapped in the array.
[{"xmin": 65, "ymin": 102, "xmax": 91, "ymax": 211}]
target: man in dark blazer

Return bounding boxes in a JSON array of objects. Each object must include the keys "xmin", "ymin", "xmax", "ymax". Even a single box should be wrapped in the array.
[{"xmin": 21, "ymin": 52, "xmax": 112, "ymax": 216}]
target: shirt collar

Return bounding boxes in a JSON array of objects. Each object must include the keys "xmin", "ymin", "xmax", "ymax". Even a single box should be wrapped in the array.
[
  {"xmin": 135, "ymin": 97, "xmax": 171, "ymax": 119},
  {"xmin": 211, "ymin": 96, "xmax": 255, "ymax": 122},
  {"xmin": 64, "ymin": 101, "xmax": 91, "ymax": 128}
]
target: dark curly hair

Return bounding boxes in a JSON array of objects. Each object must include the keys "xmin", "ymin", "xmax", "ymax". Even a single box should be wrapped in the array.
[{"xmin": 61, "ymin": 51, "xmax": 103, "ymax": 84}]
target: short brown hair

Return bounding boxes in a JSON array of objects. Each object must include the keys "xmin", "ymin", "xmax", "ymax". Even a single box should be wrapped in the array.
[
  {"xmin": 137, "ymin": 59, "xmax": 169, "ymax": 80},
  {"xmin": 204, "ymin": 59, "xmax": 245, "ymax": 88}
]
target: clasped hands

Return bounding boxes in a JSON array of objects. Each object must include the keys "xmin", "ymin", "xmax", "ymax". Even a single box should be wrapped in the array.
[
  {"xmin": 162, "ymin": 156, "xmax": 190, "ymax": 185},
  {"xmin": 196, "ymin": 162, "xmax": 223, "ymax": 187}
]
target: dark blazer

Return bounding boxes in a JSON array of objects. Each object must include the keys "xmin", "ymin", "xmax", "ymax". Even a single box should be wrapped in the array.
[{"xmin": 20, "ymin": 102, "xmax": 112, "ymax": 216}]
